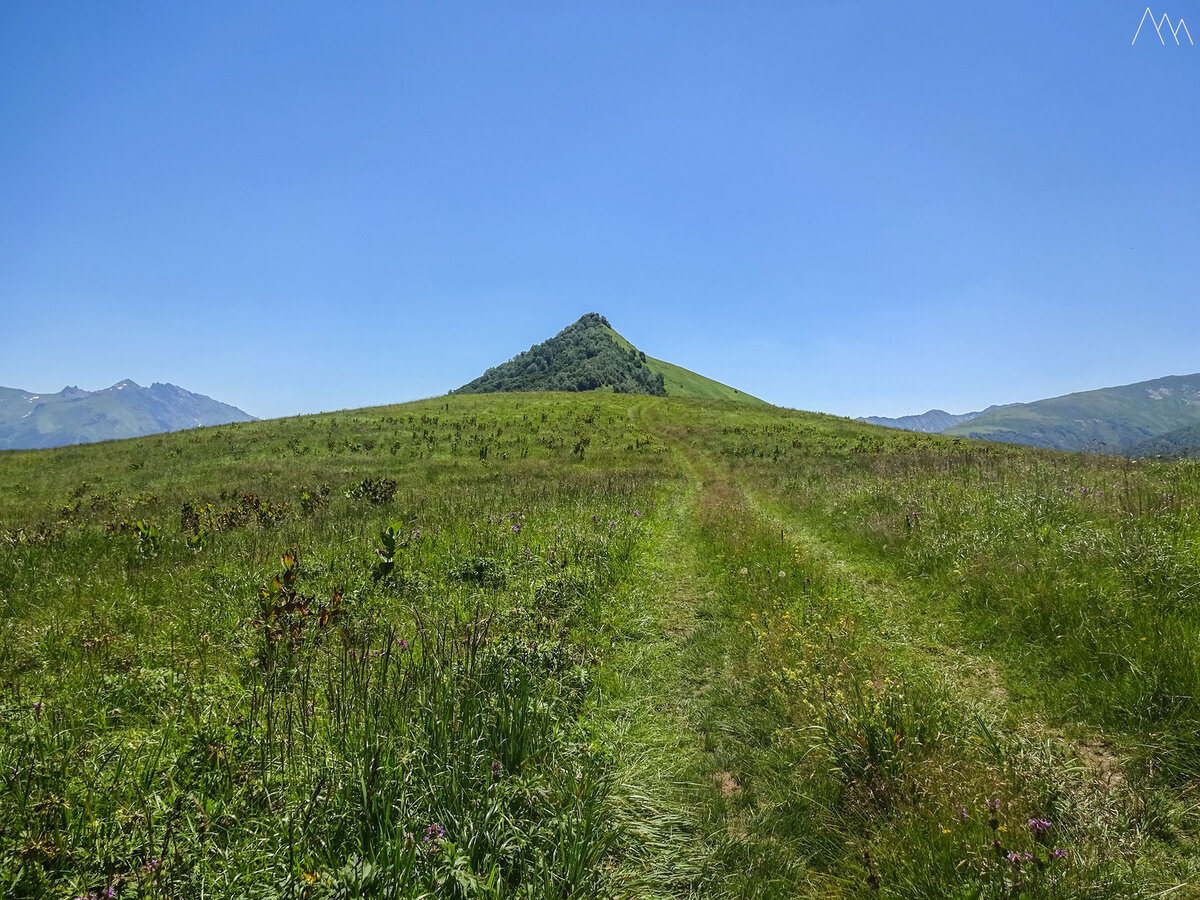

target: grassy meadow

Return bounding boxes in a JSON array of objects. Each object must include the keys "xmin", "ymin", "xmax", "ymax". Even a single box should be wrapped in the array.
[{"xmin": 1, "ymin": 393, "xmax": 1198, "ymax": 898}]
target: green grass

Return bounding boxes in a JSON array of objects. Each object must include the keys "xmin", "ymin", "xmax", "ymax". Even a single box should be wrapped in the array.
[
  {"xmin": 646, "ymin": 354, "xmax": 765, "ymax": 406},
  {"xmin": 2, "ymin": 393, "xmax": 1198, "ymax": 897},
  {"xmin": 601, "ymin": 327, "xmax": 766, "ymax": 405}
]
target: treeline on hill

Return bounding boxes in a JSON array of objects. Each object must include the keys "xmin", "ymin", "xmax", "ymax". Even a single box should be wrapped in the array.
[
  {"xmin": 962, "ymin": 421, "xmax": 1200, "ymax": 457},
  {"xmin": 1128, "ymin": 423, "xmax": 1200, "ymax": 459},
  {"xmin": 454, "ymin": 313, "xmax": 666, "ymax": 397}
]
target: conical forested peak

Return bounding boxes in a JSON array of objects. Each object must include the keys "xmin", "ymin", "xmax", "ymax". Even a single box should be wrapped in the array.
[
  {"xmin": 452, "ymin": 314, "xmax": 666, "ymax": 397},
  {"xmin": 453, "ymin": 314, "xmax": 765, "ymax": 404}
]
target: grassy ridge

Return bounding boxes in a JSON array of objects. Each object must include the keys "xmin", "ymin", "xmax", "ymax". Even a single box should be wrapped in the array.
[
  {"xmin": 2, "ymin": 393, "xmax": 1198, "ymax": 897},
  {"xmin": 601, "ymin": 326, "xmax": 766, "ymax": 405}
]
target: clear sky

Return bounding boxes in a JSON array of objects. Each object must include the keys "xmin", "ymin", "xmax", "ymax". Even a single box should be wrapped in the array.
[{"xmin": 2, "ymin": 2, "xmax": 1197, "ymax": 420}]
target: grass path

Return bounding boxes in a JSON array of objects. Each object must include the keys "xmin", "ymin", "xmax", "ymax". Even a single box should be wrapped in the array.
[
  {"xmin": 607, "ymin": 401, "xmax": 1193, "ymax": 897},
  {"xmin": 638, "ymin": 402, "xmax": 1079, "ymax": 762},
  {"xmin": 601, "ymin": 408, "xmax": 723, "ymax": 897},
  {"xmin": 743, "ymin": 492, "xmax": 1019, "ymax": 723},
  {"xmin": 606, "ymin": 403, "xmax": 865, "ymax": 896}
]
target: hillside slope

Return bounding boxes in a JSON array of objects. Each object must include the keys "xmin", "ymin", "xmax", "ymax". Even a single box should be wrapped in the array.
[
  {"xmin": 1, "ymin": 391, "xmax": 1196, "ymax": 896},
  {"xmin": 600, "ymin": 323, "xmax": 765, "ymax": 404},
  {"xmin": 453, "ymin": 313, "xmax": 766, "ymax": 404},
  {"xmin": 0, "ymin": 379, "xmax": 256, "ymax": 450},
  {"xmin": 943, "ymin": 373, "xmax": 1200, "ymax": 453}
]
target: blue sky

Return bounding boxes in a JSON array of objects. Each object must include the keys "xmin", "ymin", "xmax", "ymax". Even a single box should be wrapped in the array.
[{"xmin": 2, "ymin": 2, "xmax": 1197, "ymax": 419}]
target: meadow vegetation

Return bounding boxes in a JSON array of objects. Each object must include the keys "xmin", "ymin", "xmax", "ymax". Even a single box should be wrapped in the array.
[{"xmin": 1, "ymin": 393, "xmax": 1198, "ymax": 897}]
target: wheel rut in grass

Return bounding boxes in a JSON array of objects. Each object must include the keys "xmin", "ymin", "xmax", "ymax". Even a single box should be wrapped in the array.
[
  {"xmin": 600, "ymin": 429, "xmax": 727, "ymax": 897},
  {"xmin": 634, "ymin": 402, "xmax": 1011, "ymax": 715},
  {"xmin": 642, "ymin": 403, "xmax": 1096, "ymax": 720},
  {"xmin": 603, "ymin": 401, "xmax": 1186, "ymax": 897},
  {"xmin": 632, "ymin": 402, "xmax": 1135, "ymax": 811},
  {"xmin": 727, "ymin": 488, "xmax": 1137, "ymax": 787},
  {"xmin": 606, "ymin": 399, "xmax": 851, "ymax": 895}
]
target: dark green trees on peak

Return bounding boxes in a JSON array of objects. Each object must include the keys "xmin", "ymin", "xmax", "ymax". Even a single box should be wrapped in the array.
[{"xmin": 453, "ymin": 314, "xmax": 666, "ymax": 397}]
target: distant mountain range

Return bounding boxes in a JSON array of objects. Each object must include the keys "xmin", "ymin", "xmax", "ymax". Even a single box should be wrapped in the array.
[
  {"xmin": 943, "ymin": 374, "xmax": 1200, "ymax": 455},
  {"xmin": 454, "ymin": 313, "xmax": 766, "ymax": 405},
  {"xmin": 865, "ymin": 373, "xmax": 1200, "ymax": 458},
  {"xmin": 0, "ymin": 380, "xmax": 256, "ymax": 450},
  {"xmin": 857, "ymin": 405, "xmax": 1013, "ymax": 434}
]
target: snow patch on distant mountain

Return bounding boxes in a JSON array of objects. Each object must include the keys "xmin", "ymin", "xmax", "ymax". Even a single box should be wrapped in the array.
[{"xmin": 0, "ymin": 380, "xmax": 256, "ymax": 450}]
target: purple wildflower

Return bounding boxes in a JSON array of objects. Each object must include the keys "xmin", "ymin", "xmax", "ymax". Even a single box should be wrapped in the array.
[
  {"xmin": 510, "ymin": 523, "xmax": 521, "ymax": 533},
  {"xmin": 631, "ymin": 510, "xmax": 641, "ymax": 518},
  {"xmin": 491, "ymin": 759, "xmax": 504, "ymax": 781},
  {"xmin": 31, "ymin": 701, "xmax": 43, "ymax": 722},
  {"xmin": 1006, "ymin": 851, "xmax": 1024, "ymax": 870},
  {"xmin": 1052, "ymin": 848, "xmax": 1068, "ymax": 860},
  {"xmin": 425, "ymin": 823, "xmax": 445, "ymax": 842},
  {"xmin": 986, "ymin": 798, "xmax": 1001, "ymax": 812},
  {"xmin": 143, "ymin": 857, "xmax": 161, "ymax": 874},
  {"xmin": 1029, "ymin": 818, "xmax": 1052, "ymax": 837},
  {"xmin": 395, "ymin": 638, "xmax": 410, "ymax": 651},
  {"xmin": 957, "ymin": 805, "xmax": 969, "ymax": 820}
]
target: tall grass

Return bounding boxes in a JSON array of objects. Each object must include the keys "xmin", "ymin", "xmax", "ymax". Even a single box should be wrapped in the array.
[
  {"xmin": 3, "ymin": 393, "xmax": 1199, "ymax": 896},
  {"xmin": 665, "ymin": 466, "xmax": 1145, "ymax": 898},
  {"xmin": 0, "ymin": 395, "xmax": 663, "ymax": 898},
  {"xmin": 666, "ymin": 403, "xmax": 1200, "ymax": 779}
]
